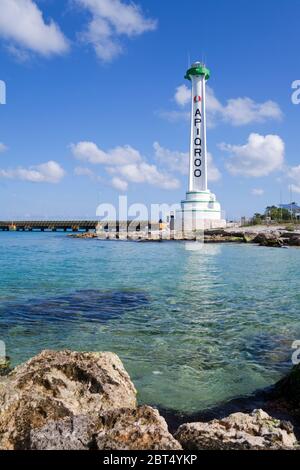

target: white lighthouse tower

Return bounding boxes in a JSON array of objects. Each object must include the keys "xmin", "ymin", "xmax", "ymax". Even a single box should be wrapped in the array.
[{"xmin": 176, "ymin": 62, "xmax": 226, "ymax": 232}]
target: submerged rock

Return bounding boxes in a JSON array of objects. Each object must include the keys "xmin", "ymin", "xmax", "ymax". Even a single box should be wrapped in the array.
[
  {"xmin": 68, "ymin": 232, "xmax": 97, "ymax": 239},
  {"xmin": 174, "ymin": 409, "xmax": 298, "ymax": 450},
  {"xmin": 1, "ymin": 289, "xmax": 149, "ymax": 326},
  {"xmin": 0, "ymin": 350, "xmax": 137, "ymax": 449},
  {"xmin": 31, "ymin": 406, "xmax": 181, "ymax": 450},
  {"xmin": 0, "ymin": 356, "xmax": 11, "ymax": 376},
  {"xmin": 273, "ymin": 364, "xmax": 300, "ymax": 415}
]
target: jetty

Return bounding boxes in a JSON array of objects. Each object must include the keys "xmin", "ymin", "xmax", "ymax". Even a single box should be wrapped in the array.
[{"xmin": 0, "ymin": 220, "xmax": 159, "ymax": 233}]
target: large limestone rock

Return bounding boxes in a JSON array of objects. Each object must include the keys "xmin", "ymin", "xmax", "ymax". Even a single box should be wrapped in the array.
[
  {"xmin": 30, "ymin": 415, "xmax": 96, "ymax": 450},
  {"xmin": 0, "ymin": 350, "xmax": 179, "ymax": 451},
  {"xmin": 0, "ymin": 350, "xmax": 137, "ymax": 449},
  {"xmin": 242, "ymin": 233, "xmax": 258, "ymax": 243},
  {"xmin": 288, "ymin": 235, "xmax": 300, "ymax": 246},
  {"xmin": 30, "ymin": 406, "xmax": 182, "ymax": 450},
  {"xmin": 175, "ymin": 409, "xmax": 297, "ymax": 450},
  {"xmin": 253, "ymin": 232, "xmax": 283, "ymax": 247},
  {"xmin": 95, "ymin": 406, "xmax": 181, "ymax": 450}
]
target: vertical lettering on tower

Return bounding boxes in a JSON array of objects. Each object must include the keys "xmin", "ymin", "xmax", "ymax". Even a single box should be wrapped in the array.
[{"xmin": 193, "ymin": 96, "xmax": 202, "ymax": 180}]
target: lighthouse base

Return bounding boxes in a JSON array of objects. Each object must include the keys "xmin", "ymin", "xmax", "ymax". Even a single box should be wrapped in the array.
[{"xmin": 175, "ymin": 190, "xmax": 226, "ymax": 233}]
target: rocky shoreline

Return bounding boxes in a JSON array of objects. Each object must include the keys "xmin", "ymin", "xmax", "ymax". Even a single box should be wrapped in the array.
[
  {"xmin": 69, "ymin": 226, "xmax": 300, "ymax": 248},
  {"xmin": 0, "ymin": 350, "xmax": 299, "ymax": 450}
]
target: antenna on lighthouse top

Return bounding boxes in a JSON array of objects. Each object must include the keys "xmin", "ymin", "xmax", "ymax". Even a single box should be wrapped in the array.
[{"xmin": 187, "ymin": 52, "xmax": 191, "ymax": 68}]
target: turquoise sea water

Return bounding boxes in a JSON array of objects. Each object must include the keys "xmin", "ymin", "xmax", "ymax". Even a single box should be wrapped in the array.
[{"xmin": 0, "ymin": 232, "xmax": 299, "ymax": 413}]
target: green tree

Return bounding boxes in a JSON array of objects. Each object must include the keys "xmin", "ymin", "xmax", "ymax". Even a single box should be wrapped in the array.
[
  {"xmin": 265, "ymin": 206, "xmax": 291, "ymax": 221},
  {"xmin": 250, "ymin": 205, "xmax": 292, "ymax": 225},
  {"xmin": 252, "ymin": 213, "xmax": 264, "ymax": 225}
]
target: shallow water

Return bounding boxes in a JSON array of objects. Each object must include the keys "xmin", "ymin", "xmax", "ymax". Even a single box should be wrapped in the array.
[{"xmin": 0, "ymin": 232, "xmax": 299, "ymax": 413}]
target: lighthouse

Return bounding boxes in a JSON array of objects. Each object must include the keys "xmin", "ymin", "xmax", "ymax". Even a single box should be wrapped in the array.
[{"xmin": 176, "ymin": 62, "xmax": 226, "ymax": 232}]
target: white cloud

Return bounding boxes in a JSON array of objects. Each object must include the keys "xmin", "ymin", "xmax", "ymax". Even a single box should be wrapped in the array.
[
  {"xmin": 111, "ymin": 176, "xmax": 128, "ymax": 192},
  {"xmin": 221, "ymin": 97, "xmax": 282, "ymax": 126},
  {"xmin": 174, "ymin": 84, "xmax": 191, "ymax": 107},
  {"xmin": 207, "ymin": 153, "xmax": 222, "ymax": 182},
  {"xmin": 71, "ymin": 141, "xmax": 141, "ymax": 165},
  {"xmin": 286, "ymin": 165, "xmax": 300, "ymax": 194},
  {"xmin": 0, "ymin": 0, "xmax": 69, "ymax": 57},
  {"xmin": 290, "ymin": 184, "xmax": 300, "ymax": 194},
  {"xmin": 0, "ymin": 160, "xmax": 65, "ymax": 183},
  {"xmin": 206, "ymin": 86, "xmax": 223, "ymax": 114},
  {"xmin": 153, "ymin": 141, "xmax": 221, "ymax": 183},
  {"xmin": 164, "ymin": 84, "xmax": 282, "ymax": 127},
  {"xmin": 0, "ymin": 143, "xmax": 7, "ymax": 153},
  {"xmin": 153, "ymin": 141, "xmax": 188, "ymax": 175},
  {"xmin": 71, "ymin": 141, "xmax": 180, "ymax": 190},
  {"xmin": 221, "ymin": 133, "xmax": 285, "ymax": 177},
  {"xmin": 76, "ymin": 0, "xmax": 157, "ymax": 61},
  {"xmin": 108, "ymin": 162, "xmax": 144, "ymax": 183},
  {"xmin": 74, "ymin": 166, "xmax": 95, "ymax": 177},
  {"xmin": 251, "ymin": 188, "xmax": 265, "ymax": 196},
  {"xmin": 5, "ymin": 44, "xmax": 30, "ymax": 62},
  {"xmin": 74, "ymin": 165, "xmax": 128, "ymax": 190},
  {"xmin": 74, "ymin": 166, "xmax": 102, "ymax": 182},
  {"xmin": 107, "ymin": 161, "xmax": 180, "ymax": 190}
]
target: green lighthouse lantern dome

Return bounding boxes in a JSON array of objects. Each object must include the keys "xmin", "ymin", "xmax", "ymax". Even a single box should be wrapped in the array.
[{"xmin": 185, "ymin": 61, "xmax": 210, "ymax": 81}]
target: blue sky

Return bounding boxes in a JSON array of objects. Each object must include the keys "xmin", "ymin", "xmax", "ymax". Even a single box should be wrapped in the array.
[{"xmin": 0, "ymin": 0, "xmax": 299, "ymax": 220}]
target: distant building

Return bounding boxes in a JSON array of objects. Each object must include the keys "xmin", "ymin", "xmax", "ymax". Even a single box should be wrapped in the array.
[
  {"xmin": 279, "ymin": 202, "xmax": 300, "ymax": 219},
  {"xmin": 241, "ymin": 216, "xmax": 251, "ymax": 226}
]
